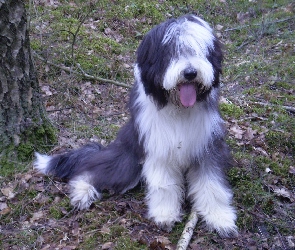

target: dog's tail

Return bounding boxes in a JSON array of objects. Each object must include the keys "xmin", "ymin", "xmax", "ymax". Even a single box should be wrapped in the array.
[{"xmin": 34, "ymin": 123, "xmax": 143, "ymax": 209}]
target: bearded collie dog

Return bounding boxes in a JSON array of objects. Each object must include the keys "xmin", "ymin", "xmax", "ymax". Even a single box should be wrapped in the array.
[{"xmin": 34, "ymin": 14, "xmax": 238, "ymax": 237}]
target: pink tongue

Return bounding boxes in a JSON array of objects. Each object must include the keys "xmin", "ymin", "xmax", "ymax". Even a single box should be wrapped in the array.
[{"xmin": 179, "ymin": 84, "xmax": 197, "ymax": 107}]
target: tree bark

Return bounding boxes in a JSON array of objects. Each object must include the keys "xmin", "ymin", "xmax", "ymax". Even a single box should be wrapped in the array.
[{"xmin": 0, "ymin": 0, "xmax": 56, "ymax": 163}]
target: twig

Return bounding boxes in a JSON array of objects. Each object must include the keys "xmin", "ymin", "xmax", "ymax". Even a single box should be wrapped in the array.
[
  {"xmin": 71, "ymin": 13, "xmax": 89, "ymax": 60},
  {"xmin": 176, "ymin": 211, "xmax": 198, "ymax": 250},
  {"xmin": 47, "ymin": 106, "xmax": 75, "ymax": 113},
  {"xmin": 224, "ymin": 17, "xmax": 295, "ymax": 32},
  {"xmin": 275, "ymin": 227, "xmax": 288, "ymax": 250},
  {"xmin": 235, "ymin": 39, "xmax": 252, "ymax": 51},
  {"xmin": 248, "ymin": 101, "xmax": 295, "ymax": 113},
  {"xmin": 33, "ymin": 52, "xmax": 132, "ymax": 89}
]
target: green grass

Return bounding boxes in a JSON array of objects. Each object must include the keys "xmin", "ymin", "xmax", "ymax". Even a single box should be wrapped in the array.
[
  {"xmin": 220, "ymin": 103, "xmax": 244, "ymax": 119},
  {"xmin": 115, "ymin": 236, "xmax": 147, "ymax": 250}
]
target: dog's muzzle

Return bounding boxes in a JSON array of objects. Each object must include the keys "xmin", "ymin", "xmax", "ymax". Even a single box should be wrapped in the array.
[{"xmin": 168, "ymin": 67, "xmax": 208, "ymax": 108}]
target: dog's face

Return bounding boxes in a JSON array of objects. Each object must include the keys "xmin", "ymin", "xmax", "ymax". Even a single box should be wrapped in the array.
[{"xmin": 135, "ymin": 14, "xmax": 222, "ymax": 108}]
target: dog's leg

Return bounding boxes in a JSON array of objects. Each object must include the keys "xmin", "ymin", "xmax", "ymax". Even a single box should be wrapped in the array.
[
  {"xmin": 187, "ymin": 159, "xmax": 238, "ymax": 237},
  {"xmin": 143, "ymin": 158, "xmax": 184, "ymax": 231},
  {"xmin": 34, "ymin": 121, "xmax": 143, "ymax": 210}
]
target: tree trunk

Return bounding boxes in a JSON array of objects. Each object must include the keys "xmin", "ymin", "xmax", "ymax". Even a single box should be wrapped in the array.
[{"xmin": 0, "ymin": 0, "xmax": 56, "ymax": 165}]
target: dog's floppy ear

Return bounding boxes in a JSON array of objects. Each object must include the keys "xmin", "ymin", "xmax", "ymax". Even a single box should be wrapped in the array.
[
  {"xmin": 207, "ymin": 38, "xmax": 223, "ymax": 88},
  {"xmin": 136, "ymin": 19, "xmax": 176, "ymax": 109},
  {"xmin": 137, "ymin": 19, "xmax": 175, "ymax": 65}
]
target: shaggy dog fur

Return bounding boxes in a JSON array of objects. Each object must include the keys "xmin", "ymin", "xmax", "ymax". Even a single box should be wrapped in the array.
[{"xmin": 34, "ymin": 14, "xmax": 238, "ymax": 237}]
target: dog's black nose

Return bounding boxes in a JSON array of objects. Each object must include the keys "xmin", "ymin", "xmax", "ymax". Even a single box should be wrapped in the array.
[{"xmin": 184, "ymin": 68, "xmax": 197, "ymax": 81}]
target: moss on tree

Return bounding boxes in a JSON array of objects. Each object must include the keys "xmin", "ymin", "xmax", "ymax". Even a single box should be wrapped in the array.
[{"xmin": 0, "ymin": 0, "xmax": 56, "ymax": 174}]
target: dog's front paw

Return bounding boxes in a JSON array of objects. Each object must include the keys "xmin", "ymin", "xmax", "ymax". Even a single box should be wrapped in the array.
[
  {"xmin": 156, "ymin": 221, "xmax": 174, "ymax": 232},
  {"xmin": 148, "ymin": 208, "xmax": 182, "ymax": 232},
  {"xmin": 203, "ymin": 207, "xmax": 238, "ymax": 238}
]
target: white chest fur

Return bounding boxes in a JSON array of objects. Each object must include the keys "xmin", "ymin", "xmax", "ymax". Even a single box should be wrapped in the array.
[{"xmin": 134, "ymin": 83, "xmax": 223, "ymax": 170}]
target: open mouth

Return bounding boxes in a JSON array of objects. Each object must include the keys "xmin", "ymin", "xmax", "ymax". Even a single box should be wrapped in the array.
[
  {"xmin": 168, "ymin": 82, "xmax": 209, "ymax": 108},
  {"xmin": 178, "ymin": 83, "xmax": 197, "ymax": 108}
]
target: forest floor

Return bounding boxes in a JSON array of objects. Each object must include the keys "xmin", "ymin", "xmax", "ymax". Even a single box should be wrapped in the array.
[{"xmin": 1, "ymin": 1, "xmax": 294, "ymax": 249}]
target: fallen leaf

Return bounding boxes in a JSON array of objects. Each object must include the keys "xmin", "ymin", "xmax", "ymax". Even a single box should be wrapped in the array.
[
  {"xmin": 274, "ymin": 188, "xmax": 294, "ymax": 202},
  {"xmin": 123, "ymin": 63, "xmax": 131, "ymax": 68},
  {"xmin": 101, "ymin": 242, "xmax": 114, "ymax": 249},
  {"xmin": 104, "ymin": 27, "xmax": 112, "ymax": 35},
  {"xmin": 0, "ymin": 207, "xmax": 11, "ymax": 215},
  {"xmin": 0, "ymin": 202, "xmax": 8, "ymax": 211},
  {"xmin": 289, "ymin": 166, "xmax": 295, "ymax": 174},
  {"xmin": 100, "ymin": 225, "xmax": 111, "ymax": 234},
  {"xmin": 41, "ymin": 85, "xmax": 53, "ymax": 96},
  {"xmin": 215, "ymin": 24, "xmax": 224, "ymax": 31},
  {"xmin": 30, "ymin": 211, "xmax": 45, "ymax": 223},
  {"xmin": 1, "ymin": 187, "xmax": 15, "ymax": 199},
  {"xmin": 237, "ymin": 12, "xmax": 251, "ymax": 23},
  {"xmin": 72, "ymin": 221, "xmax": 80, "ymax": 236},
  {"xmin": 219, "ymin": 96, "xmax": 231, "ymax": 104},
  {"xmin": 155, "ymin": 236, "xmax": 171, "ymax": 245},
  {"xmin": 269, "ymin": 185, "xmax": 295, "ymax": 202},
  {"xmin": 254, "ymin": 147, "xmax": 268, "ymax": 156},
  {"xmin": 150, "ymin": 236, "xmax": 173, "ymax": 250},
  {"xmin": 34, "ymin": 193, "xmax": 50, "ymax": 204},
  {"xmin": 244, "ymin": 127, "xmax": 257, "ymax": 140},
  {"xmin": 229, "ymin": 124, "xmax": 244, "ymax": 139},
  {"xmin": 61, "ymin": 246, "xmax": 77, "ymax": 250},
  {"xmin": 43, "ymin": 0, "xmax": 59, "ymax": 7},
  {"xmin": 35, "ymin": 183, "xmax": 45, "ymax": 192},
  {"xmin": 271, "ymin": 152, "xmax": 280, "ymax": 161},
  {"xmin": 45, "ymin": 64, "xmax": 50, "ymax": 72},
  {"xmin": 286, "ymin": 236, "xmax": 295, "ymax": 248}
]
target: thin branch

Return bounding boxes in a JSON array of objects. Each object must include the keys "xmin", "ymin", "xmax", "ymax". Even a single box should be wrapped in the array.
[
  {"xmin": 176, "ymin": 211, "xmax": 198, "ymax": 250},
  {"xmin": 224, "ymin": 17, "xmax": 295, "ymax": 32},
  {"xmin": 47, "ymin": 106, "xmax": 75, "ymax": 113},
  {"xmin": 33, "ymin": 52, "xmax": 131, "ymax": 89},
  {"xmin": 275, "ymin": 227, "xmax": 288, "ymax": 250},
  {"xmin": 235, "ymin": 39, "xmax": 252, "ymax": 51},
  {"xmin": 248, "ymin": 101, "xmax": 295, "ymax": 113},
  {"xmin": 70, "ymin": 12, "xmax": 90, "ymax": 60}
]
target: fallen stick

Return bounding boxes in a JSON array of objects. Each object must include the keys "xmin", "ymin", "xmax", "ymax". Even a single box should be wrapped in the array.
[
  {"xmin": 176, "ymin": 211, "xmax": 198, "ymax": 250},
  {"xmin": 33, "ymin": 53, "xmax": 132, "ymax": 89},
  {"xmin": 224, "ymin": 17, "xmax": 294, "ymax": 32},
  {"xmin": 248, "ymin": 101, "xmax": 295, "ymax": 113}
]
